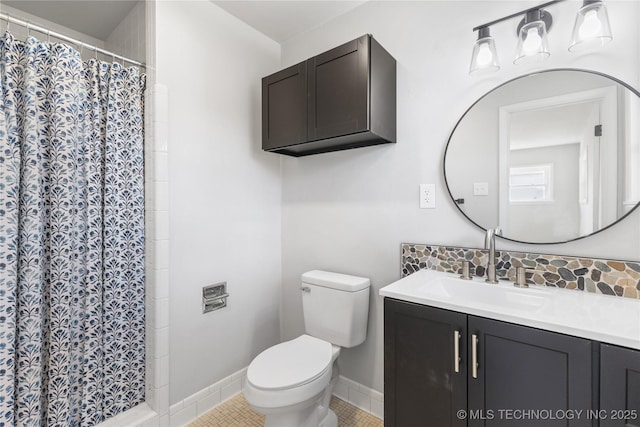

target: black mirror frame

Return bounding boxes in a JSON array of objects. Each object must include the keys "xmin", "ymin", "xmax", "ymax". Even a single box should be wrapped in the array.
[{"xmin": 443, "ymin": 68, "xmax": 640, "ymax": 245}]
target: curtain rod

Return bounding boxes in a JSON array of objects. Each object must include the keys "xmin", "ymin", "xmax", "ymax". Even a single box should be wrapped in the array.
[{"xmin": 0, "ymin": 12, "xmax": 146, "ymax": 68}]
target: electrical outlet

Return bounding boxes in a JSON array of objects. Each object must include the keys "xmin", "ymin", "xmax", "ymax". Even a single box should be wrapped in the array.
[{"xmin": 420, "ymin": 184, "xmax": 436, "ymax": 209}]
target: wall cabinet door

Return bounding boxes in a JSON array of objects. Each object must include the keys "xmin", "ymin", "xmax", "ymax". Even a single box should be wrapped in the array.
[
  {"xmin": 384, "ymin": 298, "xmax": 467, "ymax": 427},
  {"xmin": 467, "ymin": 316, "xmax": 594, "ymax": 427},
  {"xmin": 262, "ymin": 34, "xmax": 395, "ymax": 156},
  {"xmin": 261, "ymin": 61, "xmax": 307, "ymax": 151},
  {"xmin": 600, "ymin": 344, "xmax": 640, "ymax": 427},
  {"xmin": 307, "ymin": 35, "xmax": 369, "ymax": 141}
]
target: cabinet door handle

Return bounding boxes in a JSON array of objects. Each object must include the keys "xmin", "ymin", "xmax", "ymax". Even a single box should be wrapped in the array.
[
  {"xmin": 454, "ymin": 330, "xmax": 460, "ymax": 373},
  {"xmin": 472, "ymin": 333, "xmax": 478, "ymax": 379}
]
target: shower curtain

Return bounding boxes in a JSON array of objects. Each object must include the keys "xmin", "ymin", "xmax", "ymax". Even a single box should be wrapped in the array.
[{"xmin": 0, "ymin": 31, "xmax": 145, "ymax": 426}]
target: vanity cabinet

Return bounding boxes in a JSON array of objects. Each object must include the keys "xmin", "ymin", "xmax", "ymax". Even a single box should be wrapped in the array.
[
  {"xmin": 468, "ymin": 316, "xmax": 594, "ymax": 427},
  {"xmin": 384, "ymin": 298, "xmax": 595, "ymax": 427},
  {"xmin": 262, "ymin": 34, "xmax": 396, "ymax": 156},
  {"xmin": 600, "ymin": 344, "xmax": 640, "ymax": 426},
  {"xmin": 384, "ymin": 298, "xmax": 467, "ymax": 427}
]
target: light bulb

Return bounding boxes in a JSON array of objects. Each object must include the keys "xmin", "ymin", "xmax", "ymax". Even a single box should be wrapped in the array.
[
  {"xmin": 579, "ymin": 9, "xmax": 602, "ymax": 38},
  {"xmin": 522, "ymin": 27, "xmax": 542, "ymax": 55},
  {"xmin": 476, "ymin": 43, "xmax": 493, "ymax": 66}
]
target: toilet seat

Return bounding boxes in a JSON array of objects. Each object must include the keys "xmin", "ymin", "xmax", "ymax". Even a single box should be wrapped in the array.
[{"xmin": 247, "ymin": 335, "xmax": 332, "ymax": 391}]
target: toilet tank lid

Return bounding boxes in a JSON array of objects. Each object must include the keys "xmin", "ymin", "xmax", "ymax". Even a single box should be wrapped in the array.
[{"xmin": 302, "ymin": 270, "xmax": 370, "ymax": 292}]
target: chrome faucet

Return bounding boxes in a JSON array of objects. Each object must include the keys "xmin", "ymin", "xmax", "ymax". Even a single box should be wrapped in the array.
[{"xmin": 484, "ymin": 227, "xmax": 501, "ymax": 284}]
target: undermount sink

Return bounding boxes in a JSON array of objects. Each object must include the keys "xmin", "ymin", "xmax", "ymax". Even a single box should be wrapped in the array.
[
  {"xmin": 412, "ymin": 271, "xmax": 548, "ymax": 312},
  {"xmin": 379, "ymin": 268, "xmax": 640, "ymax": 350}
]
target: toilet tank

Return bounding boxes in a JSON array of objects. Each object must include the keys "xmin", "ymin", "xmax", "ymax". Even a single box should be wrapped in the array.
[{"xmin": 301, "ymin": 270, "xmax": 370, "ymax": 348}]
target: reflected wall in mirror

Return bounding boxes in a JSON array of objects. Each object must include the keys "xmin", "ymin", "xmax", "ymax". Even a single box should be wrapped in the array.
[{"xmin": 445, "ymin": 69, "xmax": 640, "ymax": 244}]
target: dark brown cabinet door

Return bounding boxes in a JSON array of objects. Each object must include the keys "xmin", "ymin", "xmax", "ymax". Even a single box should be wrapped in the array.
[
  {"xmin": 262, "ymin": 35, "xmax": 395, "ymax": 156},
  {"xmin": 384, "ymin": 298, "xmax": 468, "ymax": 427},
  {"xmin": 307, "ymin": 35, "xmax": 369, "ymax": 141},
  {"xmin": 467, "ymin": 316, "xmax": 594, "ymax": 427},
  {"xmin": 600, "ymin": 344, "xmax": 640, "ymax": 427},
  {"xmin": 261, "ymin": 61, "xmax": 307, "ymax": 150}
]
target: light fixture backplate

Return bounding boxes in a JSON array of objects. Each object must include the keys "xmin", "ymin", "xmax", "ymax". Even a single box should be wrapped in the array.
[{"xmin": 516, "ymin": 10, "xmax": 553, "ymax": 35}]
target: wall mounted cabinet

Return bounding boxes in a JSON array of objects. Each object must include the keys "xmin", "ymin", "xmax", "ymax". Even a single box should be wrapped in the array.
[
  {"xmin": 384, "ymin": 298, "xmax": 611, "ymax": 427},
  {"xmin": 262, "ymin": 34, "xmax": 396, "ymax": 157}
]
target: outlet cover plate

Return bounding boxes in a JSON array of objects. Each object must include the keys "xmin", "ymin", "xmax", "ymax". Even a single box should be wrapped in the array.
[{"xmin": 420, "ymin": 184, "xmax": 436, "ymax": 209}]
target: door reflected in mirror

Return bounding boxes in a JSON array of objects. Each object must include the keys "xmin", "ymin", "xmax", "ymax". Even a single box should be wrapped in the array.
[{"xmin": 445, "ymin": 69, "xmax": 640, "ymax": 244}]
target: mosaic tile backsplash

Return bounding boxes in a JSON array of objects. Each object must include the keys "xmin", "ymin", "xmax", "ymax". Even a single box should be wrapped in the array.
[{"xmin": 402, "ymin": 244, "xmax": 640, "ymax": 299}]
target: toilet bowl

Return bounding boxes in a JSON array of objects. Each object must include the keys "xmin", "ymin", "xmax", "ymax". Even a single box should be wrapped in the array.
[
  {"xmin": 244, "ymin": 334, "xmax": 341, "ymax": 427},
  {"xmin": 243, "ymin": 270, "xmax": 370, "ymax": 427}
]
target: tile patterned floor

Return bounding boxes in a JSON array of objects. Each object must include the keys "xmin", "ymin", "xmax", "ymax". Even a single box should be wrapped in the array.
[{"xmin": 188, "ymin": 393, "xmax": 383, "ymax": 427}]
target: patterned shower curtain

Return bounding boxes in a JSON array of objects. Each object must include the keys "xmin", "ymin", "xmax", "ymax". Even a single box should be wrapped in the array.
[{"xmin": 0, "ymin": 31, "xmax": 145, "ymax": 426}]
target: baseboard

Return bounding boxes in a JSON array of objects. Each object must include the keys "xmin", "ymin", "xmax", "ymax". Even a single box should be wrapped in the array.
[
  {"xmin": 332, "ymin": 375, "xmax": 384, "ymax": 420},
  {"xmin": 167, "ymin": 369, "xmax": 384, "ymax": 426},
  {"xmin": 168, "ymin": 367, "xmax": 247, "ymax": 426}
]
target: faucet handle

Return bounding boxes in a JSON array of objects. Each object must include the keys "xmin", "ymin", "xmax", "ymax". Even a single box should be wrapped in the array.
[
  {"xmin": 459, "ymin": 261, "xmax": 472, "ymax": 280},
  {"xmin": 514, "ymin": 267, "xmax": 542, "ymax": 287},
  {"xmin": 514, "ymin": 267, "xmax": 528, "ymax": 288}
]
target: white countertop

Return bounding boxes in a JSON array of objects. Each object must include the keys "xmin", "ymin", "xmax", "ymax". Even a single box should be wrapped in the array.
[{"xmin": 379, "ymin": 269, "xmax": 640, "ymax": 350}]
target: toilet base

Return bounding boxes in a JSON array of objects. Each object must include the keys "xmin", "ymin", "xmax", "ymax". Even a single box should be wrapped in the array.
[
  {"xmin": 262, "ymin": 404, "xmax": 337, "ymax": 427},
  {"xmin": 262, "ymin": 398, "xmax": 319, "ymax": 427},
  {"xmin": 319, "ymin": 409, "xmax": 338, "ymax": 427}
]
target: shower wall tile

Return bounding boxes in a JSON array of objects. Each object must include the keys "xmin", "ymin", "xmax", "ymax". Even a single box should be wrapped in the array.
[
  {"xmin": 155, "ymin": 386, "xmax": 170, "ymax": 416},
  {"xmin": 153, "ymin": 85, "xmax": 169, "ymax": 124},
  {"xmin": 155, "ymin": 327, "xmax": 169, "ymax": 357},
  {"xmin": 154, "ymin": 123, "xmax": 169, "ymax": 153},
  {"xmin": 154, "ymin": 356, "xmax": 170, "ymax": 388},
  {"xmin": 155, "ymin": 298, "xmax": 170, "ymax": 329},
  {"xmin": 144, "ymin": 0, "xmax": 156, "ymax": 87},
  {"xmin": 154, "ymin": 211, "xmax": 169, "ymax": 240},
  {"xmin": 154, "ymin": 152, "xmax": 169, "ymax": 181},
  {"xmin": 104, "ymin": 1, "xmax": 146, "ymax": 64},
  {"xmin": 155, "ymin": 269, "xmax": 169, "ymax": 299},
  {"xmin": 154, "ymin": 182, "xmax": 169, "ymax": 211},
  {"xmin": 145, "ymin": 82, "xmax": 171, "ymax": 418},
  {"xmin": 154, "ymin": 240, "xmax": 170, "ymax": 270}
]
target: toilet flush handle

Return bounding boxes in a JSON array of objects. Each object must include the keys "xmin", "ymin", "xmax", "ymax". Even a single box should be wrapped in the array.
[{"xmin": 300, "ymin": 286, "xmax": 311, "ymax": 293}]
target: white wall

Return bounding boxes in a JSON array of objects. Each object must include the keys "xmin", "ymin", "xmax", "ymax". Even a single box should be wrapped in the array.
[
  {"xmin": 155, "ymin": 1, "xmax": 282, "ymax": 403},
  {"xmin": 280, "ymin": 1, "xmax": 640, "ymax": 393}
]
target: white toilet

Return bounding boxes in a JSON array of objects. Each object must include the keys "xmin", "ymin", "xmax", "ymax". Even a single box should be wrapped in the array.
[{"xmin": 243, "ymin": 270, "xmax": 370, "ymax": 427}]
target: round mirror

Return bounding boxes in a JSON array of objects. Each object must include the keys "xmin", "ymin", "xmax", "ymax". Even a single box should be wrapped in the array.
[{"xmin": 444, "ymin": 69, "xmax": 640, "ymax": 244}]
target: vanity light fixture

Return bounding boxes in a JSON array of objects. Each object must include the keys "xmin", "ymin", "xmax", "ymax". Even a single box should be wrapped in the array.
[
  {"xmin": 514, "ymin": 9, "xmax": 552, "ymax": 65},
  {"xmin": 569, "ymin": 0, "xmax": 613, "ymax": 52},
  {"xmin": 469, "ymin": 27, "xmax": 500, "ymax": 74},
  {"xmin": 469, "ymin": 0, "xmax": 614, "ymax": 75}
]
